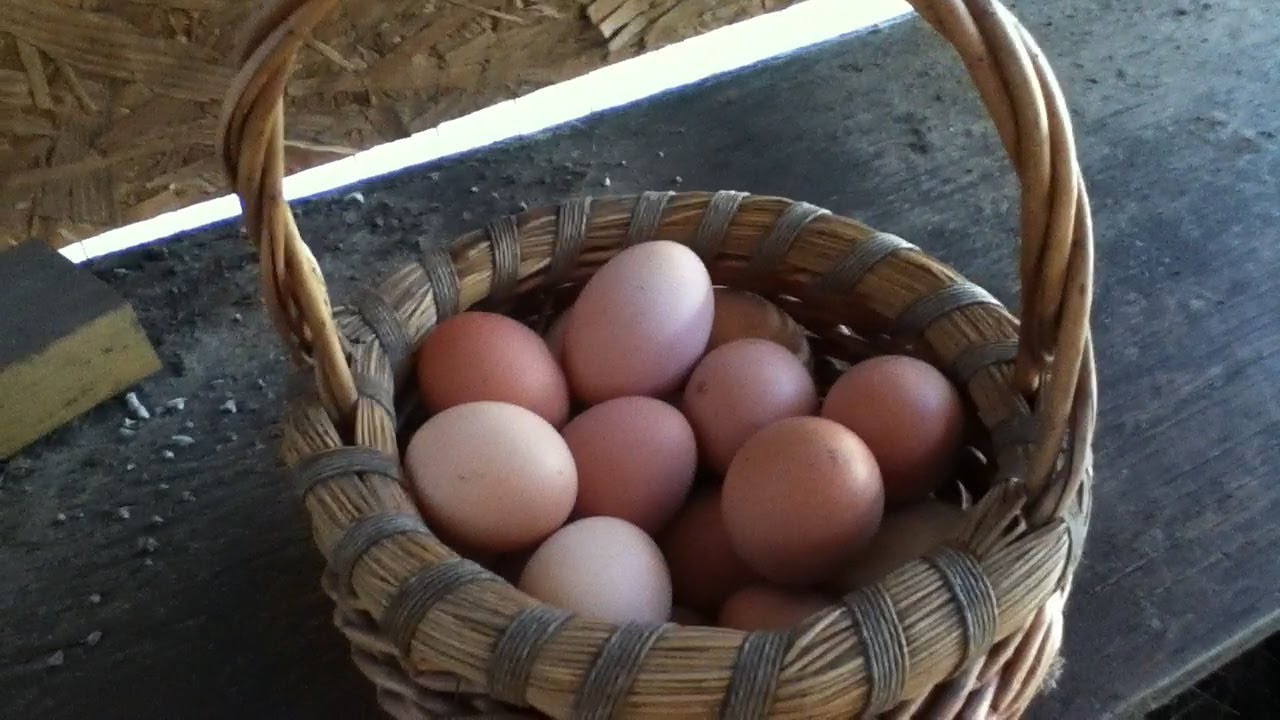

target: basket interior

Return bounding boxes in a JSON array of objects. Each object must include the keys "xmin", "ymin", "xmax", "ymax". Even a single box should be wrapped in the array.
[{"xmin": 281, "ymin": 191, "xmax": 1074, "ymax": 719}]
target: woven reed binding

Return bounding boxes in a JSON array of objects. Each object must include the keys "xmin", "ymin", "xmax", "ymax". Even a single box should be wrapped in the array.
[
  {"xmin": 627, "ymin": 191, "xmax": 675, "ymax": 246},
  {"xmin": 488, "ymin": 606, "xmax": 573, "ymax": 706},
  {"xmin": 485, "ymin": 216, "xmax": 522, "ymax": 300},
  {"xmin": 721, "ymin": 631, "xmax": 791, "ymax": 719},
  {"xmin": 816, "ymin": 231, "xmax": 919, "ymax": 295},
  {"xmin": 291, "ymin": 446, "xmax": 401, "ymax": 496},
  {"xmin": 692, "ymin": 190, "xmax": 748, "ymax": 259},
  {"xmin": 221, "ymin": 1, "xmax": 1097, "ymax": 717}
]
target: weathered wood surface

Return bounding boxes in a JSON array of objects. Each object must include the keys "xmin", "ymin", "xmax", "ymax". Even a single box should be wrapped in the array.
[
  {"xmin": 0, "ymin": 0, "xmax": 795, "ymax": 251},
  {"xmin": 0, "ymin": 240, "xmax": 161, "ymax": 457},
  {"xmin": 3, "ymin": 1, "xmax": 1279, "ymax": 718}
]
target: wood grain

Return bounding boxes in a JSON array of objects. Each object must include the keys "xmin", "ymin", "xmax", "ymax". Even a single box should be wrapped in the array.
[
  {"xmin": 0, "ymin": 0, "xmax": 796, "ymax": 252},
  {"xmin": 1, "ymin": 1, "xmax": 1278, "ymax": 718}
]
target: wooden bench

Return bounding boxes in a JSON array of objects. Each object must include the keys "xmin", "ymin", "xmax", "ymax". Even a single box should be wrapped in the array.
[{"xmin": 3, "ymin": 1, "xmax": 1277, "ymax": 717}]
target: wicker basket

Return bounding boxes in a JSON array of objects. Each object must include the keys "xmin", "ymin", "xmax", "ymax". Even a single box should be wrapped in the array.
[{"xmin": 219, "ymin": 1, "xmax": 1096, "ymax": 717}]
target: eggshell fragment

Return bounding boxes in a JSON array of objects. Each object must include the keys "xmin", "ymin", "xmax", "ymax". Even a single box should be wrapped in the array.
[
  {"xmin": 519, "ymin": 517, "xmax": 672, "ymax": 623},
  {"xmin": 709, "ymin": 288, "xmax": 810, "ymax": 364},
  {"xmin": 683, "ymin": 338, "xmax": 818, "ymax": 473},
  {"xmin": 404, "ymin": 401, "xmax": 577, "ymax": 553},
  {"xmin": 718, "ymin": 585, "xmax": 831, "ymax": 631},
  {"xmin": 829, "ymin": 500, "xmax": 965, "ymax": 592},
  {"xmin": 417, "ymin": 311, "xmax": 570, "ymax": 426},
  {"xmin": 821, "ymin": 355, "xmax": 965, "ymax": 505},
  {"xmin": 722, "ymin": 416, "xmax": 884, "ymax": 585},
  {"xmin": 658, "ymin": 488, "xmax": 760, "ymax": 615},
  {"xmin": 563, "ymin": 396, "xmax": 698, "ymax": 533},
  {"xmin": 564, "ymin": 241, "xmax": 714, "ymax": 404}
]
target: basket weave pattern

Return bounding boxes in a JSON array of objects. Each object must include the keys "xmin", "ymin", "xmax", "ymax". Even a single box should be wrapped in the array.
[{"xmin": 219, "ymin": 2, "xmax": 1096, "ymax": 718}]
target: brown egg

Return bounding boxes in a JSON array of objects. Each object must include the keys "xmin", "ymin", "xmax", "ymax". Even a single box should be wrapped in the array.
[
  {"xmin": 563, "ymin": 396, "xmax": 698, "ymax": 533},
  {"xmin": 565, "ymin": 241, "xmax": 714, "ymax": 404},
  {"xmin": 718, "ymin": 585, "xmax": 831, "ymax": 631},
  {"xmin": 722, "ymin": 416, "xmax": 884, "ymax": 585},
  {"xmin": 829, "ymin": 500, "xmax": 965, "ymax": 592},
  {"xmin": 658, "ymin": 488, "xmax": 761, "ymax": 615},
  {"xmin": 821, "ymin": 355, "xmax": 965, "ymax": 505},
  {"xmin": 404, "ymin": 401, "xmax": 577, "ymax": 553},
  {"xmin": 519, "ymin": 517, "xmax": 672, "ymax": 623},
  {"xmin": 417, "ymin": 311, "xmax": 570, "ymax": 426},
  {"xmin": 709, "ymin": 288, "xmax": 810, "ymax": 365},
  {"xmin": 683, "ymin": 338, "xmax": 818, "ymax": 473}
]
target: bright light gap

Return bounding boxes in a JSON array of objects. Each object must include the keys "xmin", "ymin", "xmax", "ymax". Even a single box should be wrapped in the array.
[{"xmin": 61, "ymin": 0, "xmax": 912, "ymax": 264}]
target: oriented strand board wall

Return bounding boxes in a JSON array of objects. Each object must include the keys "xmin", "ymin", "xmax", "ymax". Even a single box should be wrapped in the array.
[{"xmin": 0, "ymin": 0, "xmax": 794, "ymax": 251}]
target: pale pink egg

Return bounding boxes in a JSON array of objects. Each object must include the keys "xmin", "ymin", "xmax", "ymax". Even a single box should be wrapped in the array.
[
  {"xmin": 519, "ymin": 517, "xmax": 672, "ymax": 623},
  {"xmin": 564, "ymin": 241, "xmax": 713, "ymax": 404},
  {"xmin": 404, "ymin": 401, "xmax": 576, "ymax": 553}
]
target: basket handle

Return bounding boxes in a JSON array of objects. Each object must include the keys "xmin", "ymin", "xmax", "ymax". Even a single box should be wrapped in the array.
[{"xmin": 219, "ymin": 0, "xmax": 1093, "ymax": 422}]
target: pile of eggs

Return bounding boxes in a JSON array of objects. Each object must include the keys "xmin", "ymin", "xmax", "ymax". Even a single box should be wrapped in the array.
[{"xmin": 403, "ymin": 240, "xmax": 969, "ymax": 631}]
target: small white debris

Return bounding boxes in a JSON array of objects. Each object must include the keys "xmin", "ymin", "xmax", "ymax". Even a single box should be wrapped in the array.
[
  {"xmin": 345, "ymin": 190, "xmax": 365, "ymax": 203},
  {"xmin": 673, "ymin": 175, "xmax": 684, "ymax": 185},
  {"xmin": 157, "ymin": 483, "xmax": 170, "ymax": 490},
  {"xmin": 620, "ymin": 160, "xmax": 629, "ymax": 167},
  {"xmin": 602, "ymin": 175, "xmax": 612, "ymax": 187},
  {"xmin": 255, "ymin": 378, "xmax": 267, "ymax": 390},
  {"xmin": 87, "ymin": 593, "xmax": 102, "ymax": 604},
  {"xmin": 125, "ymin": 462, "xmax": 137, "ymax": 472},
  {"xmin": 183, "ymin": 420, "xmax": 195, "ymax": 429},
  {"xmin": 143, "ymin": 558, "xmax": 155, "ymax": 567},
  {"xmin": 657, "ymin": 150, "xmax": 665, "ymax": 158},
  {"xmin": 518, "ymin": 201, "xmax": 529, "ymax": 211},
  {"xmin": 122, "ymin": 418, "xmax": 138, "ymax": 429},
  {"xmin": 469, "ymin": 186, "xmax": 479, "ymax": 193},
  {"xmin": 180, "ymin": 491, "xmax": 196, "ymax": 502},
  {"xmin": 164, "ymin": 398, "xmax": 186, "ymax": 412},
  {"xmin": 85, "ymin": 631, "xmax": 102, "ymax": 647},
  {"xmin": 169, "ymin": 435, "xmax": 195, "ymax": 447},
  {"xmin": 54, "ymin": 512, "xmax": 68, "ymax": 524},
  {"xmin": 137, "ymin": 536, "xmax": 159, "ymax": 554},
  {"xmin": 150, "ymin": 515, "xmax": 165, "ymax": 526},
  {"xmin": 115, "ymin": 507, "xmax": 131, "ymax": 520},
  {"xmin": 220, "ymin": 399, "xmax": 238, "ymax": 414},
  {"xmin": 160, "ymin": 450, "xmax": 175, "ymax": 460},
  {"xmin": 124, "ymin": 392, "xmax": 150, "ymax": 420},
  {"xmin": 232, "ymin": 313, "xmax": 243, "ymax": 323},
  {"xmin": 118, "ymin": 428, "xmax": 136, "ymax": 440},
  {"xmin": 46, "ymin": 650, "xmax": 65, "ymax": 667}
]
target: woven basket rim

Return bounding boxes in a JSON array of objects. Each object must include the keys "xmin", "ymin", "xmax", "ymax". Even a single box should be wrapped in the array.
[
  {"xmin": 270, "ymin": 189, "xmax": 1093, "ymax": 718},
  {"xmin": 220, "ymin": 1, "xmax": 1098, "ymax": 717}
]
